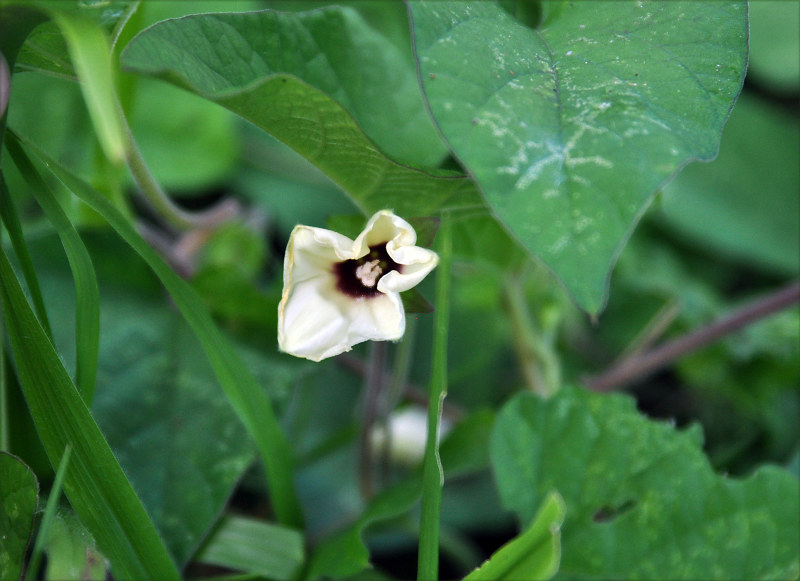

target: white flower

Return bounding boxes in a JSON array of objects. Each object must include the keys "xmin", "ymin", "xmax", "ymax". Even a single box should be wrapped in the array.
[
  {"xmin": 370, "ymin": 406, "xmax": 453, "ymax": 466},
  {"xmin": 278, "ymin": 210, "xmax": 439, "ymax": 361}
]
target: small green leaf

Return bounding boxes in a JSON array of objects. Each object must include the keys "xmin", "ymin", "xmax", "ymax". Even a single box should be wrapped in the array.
[
  {"xmin": 40, "ymin": 511, "xmax": 106, "ymax": 581},
  {"xmin": 492, "ymin": 387, "xmax": 800, "ymax": 579},
  {"xmin": 196, "ymin": 515, "xmax": 304, "ymax": 580},
  {"xmin": 0, "ymin": 452, "xmax": 39, "ymax": 581},
  {"xmin": 410, "ymin": 1, "xmax": 748, "ymax": 312},
  {"xmin": 14, "ymin": 21, "xmax": 74, "ymax": 78},
  {"xmin": 465, "ymin": 491, "xmax": 564, "ymax": 581},
  {"xmin": 307, "ymin": 479, "xmax": 422, "ymax": 580},
  {"xmin": 25, "ymin": 444, "xmax": 71, "ymax": 581}
]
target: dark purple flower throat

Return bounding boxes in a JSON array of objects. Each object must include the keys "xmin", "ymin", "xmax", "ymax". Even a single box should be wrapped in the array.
[{"xmin": 334, "ymin": 243, "xmax": 402, "ymax": 298}]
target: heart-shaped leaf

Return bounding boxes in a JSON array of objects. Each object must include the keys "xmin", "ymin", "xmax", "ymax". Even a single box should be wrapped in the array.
[{"xmin": 410, "ymin": 1, "xmax": 747, "ymax": 312}]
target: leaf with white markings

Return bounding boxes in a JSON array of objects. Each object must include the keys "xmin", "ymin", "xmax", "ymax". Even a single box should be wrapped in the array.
[{"xmin": 410, "ymin": 1, "xmax": 747, "ymax": 312}]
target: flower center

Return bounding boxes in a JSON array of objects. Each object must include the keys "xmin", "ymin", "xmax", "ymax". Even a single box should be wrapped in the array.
[{"xmin": 334, "ymin": 243, "xmax": 401, "ymax": 298}]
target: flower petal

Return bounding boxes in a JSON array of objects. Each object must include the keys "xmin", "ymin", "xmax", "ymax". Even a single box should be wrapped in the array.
[
  {"xmin": 279, "ymin": 275, "xmax": 404, "ymax": 361},
  {"xmin": 278, "ymin": 276, "xmax": 351, "ymax": 361},
  {"xmin": 356, "ymin": 210, "xmax": 416, "ymax": 250},
  {"xmin": 378, "ymin": 245, "xmax": 439, "ymax": 293},
  {"xmin": 286, "ymin": 224, "xmax": 358, "ymax": 286},
  {"xmin": 347, "ymin": 291, "xmax": 405, "ymax": 343}
]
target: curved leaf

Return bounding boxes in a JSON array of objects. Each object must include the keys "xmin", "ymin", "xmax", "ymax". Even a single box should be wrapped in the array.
[
  {"xmin": 120, "ymin": 7, "xmax": 482, "ymax": 219},
  {"xmin": 465, "ymin": 491, "xmax": 564, "ymax": 581},
  {"xmin": 409, "ymin": 1, "xmax": 748, "ymax": 312},
  {"xmin": 120, "ymin": 6, "xmax": 446, "ymax": 166}
]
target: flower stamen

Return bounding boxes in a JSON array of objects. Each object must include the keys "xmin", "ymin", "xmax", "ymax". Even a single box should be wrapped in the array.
[
  {"xmin": 334, "ymin": 242, "xmax": 400, "ymax": 298},
  {"xmin": 356, "ymin": 259, "xmax": 382, "ymax": 287}
]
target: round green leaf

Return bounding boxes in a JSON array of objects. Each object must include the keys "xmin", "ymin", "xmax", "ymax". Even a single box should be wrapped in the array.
[{"xmin": 410, "ymin": 1, "xmax": 747, "ymax": 312}]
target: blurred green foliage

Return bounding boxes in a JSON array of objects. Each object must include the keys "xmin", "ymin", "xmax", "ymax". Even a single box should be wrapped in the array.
[{"xmin": 1, "ymin": 1, "xmax": 797, "ymax": 579}]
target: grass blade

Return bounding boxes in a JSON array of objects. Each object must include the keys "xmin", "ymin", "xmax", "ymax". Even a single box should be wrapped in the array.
[
  {"xmin": 0, "ymin": 173, "xmax": 52, "ymax": 339},
  {"xmin": 50, "ymin": 11, "xmax": 126, "ymax": 164},
  {"xmin": 196, "ymin": 515, "xmax": 304, "ymax": 580},
  {"xmin": 24, "ymin": 445, "xmax": 72, "ymax": 581},
  {"xmin": 417, "ymin": 212, "xmax": 452, "ymax": 581},
  {"xmin": 15, "ymin": 132, "xmax": 303, "ymax": 528},
  {"xmin": 0, "ymin": 246, "xmax": 179, "ymax": 580},
  {"xmin": 5, "ymin": 135, "xmax": 100, "ymax": 402}
]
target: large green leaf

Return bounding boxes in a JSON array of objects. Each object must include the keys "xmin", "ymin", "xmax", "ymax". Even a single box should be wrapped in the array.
[
  {"xmin": 120, "ymin": 7, "xmax": 481, "ymax": 218},
  {"xmin": 121, "ymin": 6, "xmax": 446, "ymax": 168},
  {"xmin": 748, "ymin": 0, "xmax": 800, "ymax": 92},
  {"xmin": 409, "ymin": 1, "xmax": 747, "ymax": 312},
  {"xmin": 0, "ymin": 246, "xmax": 180, "ymax": 580},
  {"xmin": 0, "ymin": 452, "xmax": 38, "ymax": 581},
  {"xmin": 491, "ymin": 388, "xmax": 800, "ymax": 579},
  {"xmin": 92, "ymin": 301, "xmax": 261, "ymax": 565}
]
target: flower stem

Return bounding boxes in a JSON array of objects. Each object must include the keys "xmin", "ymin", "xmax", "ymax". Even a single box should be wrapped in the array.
[
  {"xmin": 359, "ymin": 340, "xmax": 387, "ymax": 500},
  {"xmin": 503, "ymin": 270, "xmax": 560, "ymax": 397},
  {"xmin": 417, "ymin": 212, "xmax": 452, "ymax": 581},
  {"xmin": 122, "ymin": 116, "xmax": 239, "ymax": 230}
]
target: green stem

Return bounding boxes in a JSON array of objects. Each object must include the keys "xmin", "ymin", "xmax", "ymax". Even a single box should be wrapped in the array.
[
  {"xmin": 378, "ymin": 318, "xmax": 417, "ymax": 481},
  {"xmin": 503, "ymin": 272, "xmax": 560, "ymax": 397},
  {"xmin": 0, "ymin": 225, "xmax": 6, "ymax": 453},
  {"xmin": 359, "ymin": 340, "xmax": 387, "ymax": 500},
  {"xmin": 122, "ymin": 115, "xmax": 239, "ymax": 230},
  {"xmin": 417, "ymin": 212, "xmax": 452, "ymax": 581}
]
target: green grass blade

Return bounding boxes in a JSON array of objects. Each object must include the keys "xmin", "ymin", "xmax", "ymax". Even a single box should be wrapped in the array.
[
  {"xmin": 417, "ymin": 212, "xmax": 452, "ymax": 581},
  {"xmin": 5, "ymin": 134, "xmax": 100, "ymax": 402},
  {"xmin": 49, "ymin": 11, "xmax": 126, "ymax": 165},
  {"xmin": 0, "ymin": 246, "xmax": 179, "ymax": 580},
  {"xmin": 0, "ymin": 173, "xmax": 53, "ymax": 339},
  {"xmin": 24, "ymin": 445, "xmax": 72, "ymax": 581},
  {"xmin": 15, "ymin": 133, "xmax": 303, "ymax": 529},
  {"xmin": 196, "ymin": 515, "xmax": 304, "ymax": 580}
]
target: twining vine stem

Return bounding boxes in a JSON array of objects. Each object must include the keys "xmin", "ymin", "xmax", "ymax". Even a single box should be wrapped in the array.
[{"xmin": 585, "ymin": 280, "xmax": 800, "ymax": 392}]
